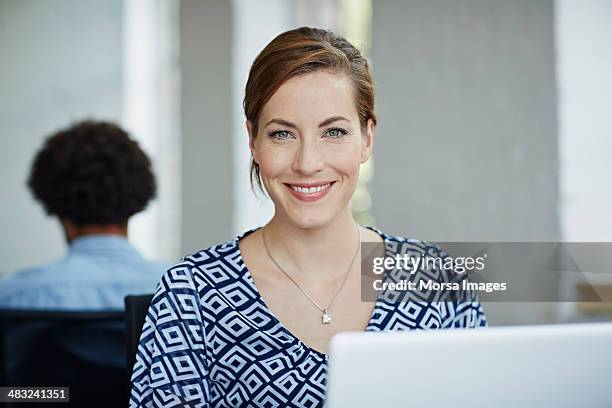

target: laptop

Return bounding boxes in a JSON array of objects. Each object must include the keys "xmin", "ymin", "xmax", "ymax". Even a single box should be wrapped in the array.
[{"xmin": 326, "ymin": 323, "xmax": 612, "ymax": 408}]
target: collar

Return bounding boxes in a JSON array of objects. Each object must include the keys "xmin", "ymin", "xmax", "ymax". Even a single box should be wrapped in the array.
[{"xmin": 69, "ymin": 234, "xmax": 143, "ymax": 260}]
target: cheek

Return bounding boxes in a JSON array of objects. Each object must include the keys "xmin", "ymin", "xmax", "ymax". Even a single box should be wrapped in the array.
[
  {"xmin": 256, "ymin": 142, "xmax": 362, "ymax": 181},
  {"xmin": 257, "ymin": 147, "xmax": 291, "ymax": 180},
  {"xmin": 331, "ymin": 149, "xmax": 362, "ymax": 179}
]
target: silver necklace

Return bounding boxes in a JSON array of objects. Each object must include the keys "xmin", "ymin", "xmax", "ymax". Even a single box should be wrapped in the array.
[{"xmin": 261, "ymin": 224, "xmax": 361, "ymax": 324}]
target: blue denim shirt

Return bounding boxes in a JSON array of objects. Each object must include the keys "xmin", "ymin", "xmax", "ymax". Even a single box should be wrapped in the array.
[{"xmin": 0, "ymin": 235, "xmax": 170, "ymax": 310}]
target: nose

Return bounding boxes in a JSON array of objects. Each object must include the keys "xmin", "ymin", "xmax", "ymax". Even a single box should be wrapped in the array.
[{"xmin": 292, "ymin": 137, "xmax": 324, "ymax": 176}]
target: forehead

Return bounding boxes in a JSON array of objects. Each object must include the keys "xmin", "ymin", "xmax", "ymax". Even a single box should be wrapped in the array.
[{"xmin": 259, "ymin": 71, "xmax": 358, "ymax": 126}]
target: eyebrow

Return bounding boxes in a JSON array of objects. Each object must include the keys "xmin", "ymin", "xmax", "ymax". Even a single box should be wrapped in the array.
[
  {"xmin": 263, "ymin": 116, "xmax": 351, "ymax": 129},
  {"xmin": 264, "ymin": 118, "xmax": 297, "ymax": 129},
  {"xmin": 318, "ymin": 116, "xmax": 351, "ymax": 128}
]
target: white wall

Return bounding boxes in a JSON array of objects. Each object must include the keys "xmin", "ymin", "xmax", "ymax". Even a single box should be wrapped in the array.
[
  {"xmin": 231, "ymin": 0, "xmax": 290, "ymax": 235},
  {"xmin": 556, "ymin": 0, "xmax": 612, "ymax": 242},
  {"xmin": 124, "ymin": 0, "xmax": 181, "ymax": 262},
  {"xmin": 0, "ymin": 0, "xmax": 124, "ymax": 275}
]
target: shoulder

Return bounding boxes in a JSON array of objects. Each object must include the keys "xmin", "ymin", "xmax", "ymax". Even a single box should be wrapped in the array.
[
  {"xmin": 370, "ymin": 227, "xmax": 470, "ymax": 294},
  {"xmin": 146, "ymin": 232, "xmax": 256, "ymax": 333},
  {"xmin": 0, "ymin": 257, "xmax": 70, "ymax": 289},
  {"xmin": 0, "ymin": 267, "xmax": 42, "ymax": 306},
  {"xmin": 0, "ymin": 260, "xmax": 72, "ymax": 308},
  {"xmin": 155, "ymin": 231, "xmax": 250, "ymax": 297},
  {"xmin": 182, "ymin": 236, "xmax": 242, "ymax": 269},
  {"xmin": 136, "ymin": 260, "xmax": 173, "ymax": 280},
  {"xmin": 367, "ymin": 225, "xmax": 448, "ymax": 258},
  {"xmin": 182, "ymin": 235, "xmax": 244, "ymax": 283}
]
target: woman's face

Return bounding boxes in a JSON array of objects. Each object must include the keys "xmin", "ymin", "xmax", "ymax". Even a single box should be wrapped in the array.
[{"xmin": 248, "ymin": 71, "xmax": 375, "ymax": 229}]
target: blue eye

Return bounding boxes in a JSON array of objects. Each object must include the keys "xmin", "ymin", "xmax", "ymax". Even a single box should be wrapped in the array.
[
  {"xmin": 269, "ymin": 130, "xmax": 292, "ymax": 140},
  {"xmin": 324, "ymin": 128, "xmax": 347, "ymax": 138}
]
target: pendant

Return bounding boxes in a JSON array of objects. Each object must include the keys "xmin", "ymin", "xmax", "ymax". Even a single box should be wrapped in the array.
[{"xmin": 322, "ymin": 309, "xmax": 332, "ymax": 324}]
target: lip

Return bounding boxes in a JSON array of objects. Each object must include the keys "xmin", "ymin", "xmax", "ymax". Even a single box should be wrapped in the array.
[{"xmin": 284, "ymin": 181, "xmax": 336, "ymax": 202}]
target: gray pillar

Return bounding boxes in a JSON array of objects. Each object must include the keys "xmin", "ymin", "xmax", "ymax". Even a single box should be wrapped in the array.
[
  {"xmin": 180, "ymin": 0, "xmax": 233, "ymax": 255},
  {"xmin": 372, "ymin": 0, "xmax": 559, "ymax": 242},
  {"xmin": 372, "ymin": 0, "xmax": 560, "ymax": 325}
]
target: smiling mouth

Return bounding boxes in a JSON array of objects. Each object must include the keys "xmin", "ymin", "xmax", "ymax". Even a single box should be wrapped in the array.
[
  {"xmin": 286, "ymin": 182, "xmax": 334, "ymax": 194},
  {"xmin": 284, "ymin": 181, "xmax": 336, "ymax": 201}
]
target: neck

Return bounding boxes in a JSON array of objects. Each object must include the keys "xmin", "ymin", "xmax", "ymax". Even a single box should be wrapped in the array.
[
  {"xmin": 263, "ymin": 208, "xmax": 360, "ymax": 281},
  {"xmin": 61, "ymin": 220, "xmax": 128, "ymax": 244}
]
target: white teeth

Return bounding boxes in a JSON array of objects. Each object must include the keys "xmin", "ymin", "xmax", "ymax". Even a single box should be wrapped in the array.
[{"xmin": 290, "ymin": 183, "xmax": 331, "ymax": 194}]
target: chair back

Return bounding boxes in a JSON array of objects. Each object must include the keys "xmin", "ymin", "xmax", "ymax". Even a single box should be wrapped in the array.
[
  {"xmin": 124, "ymin": 294, "xmax": 153, "ymax": 388},
  {"xmin": 0, "ymin": 309, "xmax": 126, "ymax": 407}
]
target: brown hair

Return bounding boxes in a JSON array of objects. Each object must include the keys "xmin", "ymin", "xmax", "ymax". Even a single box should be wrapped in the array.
[{"xmin": 243, "ymin": 27, "xmax": 377, "ymax": 194}]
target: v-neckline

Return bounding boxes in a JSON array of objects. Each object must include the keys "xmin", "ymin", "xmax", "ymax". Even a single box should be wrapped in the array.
[{"xmin": 234, "ymin": 225, "xmax": 391, "ymax": 360}]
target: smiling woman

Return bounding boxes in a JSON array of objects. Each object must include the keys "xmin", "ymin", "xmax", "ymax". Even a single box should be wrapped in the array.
[
  {"xmin": 129, "ymin": 27, "xmax": 487, "ymax": 408},
  {"xmin": 248, "ymin": 70, "xmax": 373, "ymax": 229}
]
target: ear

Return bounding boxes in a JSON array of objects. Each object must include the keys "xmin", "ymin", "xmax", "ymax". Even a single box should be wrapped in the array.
[
  {"xmin": 360, "ymin": 118, "xmax": 375, "ymax": 163},
  {"xmin": 246, "ymin": 120, "xmax": 259, "ymax": 164}
]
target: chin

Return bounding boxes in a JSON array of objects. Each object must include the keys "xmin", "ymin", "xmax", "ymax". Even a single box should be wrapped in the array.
[
  {"xmin": 293, "ymin": 219, "xmax": 329, "ymax": 230},
  {"xmin": 282, "ymin": 205, "xmax": 345, "ymax": 230},
  {"xmin": 269, "ymin": 182, "xmax": 353, "ymax": 229}
]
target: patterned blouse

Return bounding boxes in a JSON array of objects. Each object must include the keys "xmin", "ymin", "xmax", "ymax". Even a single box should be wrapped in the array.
[{"xmin": 130, "ymin": 227, "xmax": 487, "ymax": 407}]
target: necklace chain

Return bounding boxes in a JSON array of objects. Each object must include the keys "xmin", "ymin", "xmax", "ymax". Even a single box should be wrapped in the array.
[{"xmin": 261, "ymin": 224, "xmax": 361, "ymax": 324}]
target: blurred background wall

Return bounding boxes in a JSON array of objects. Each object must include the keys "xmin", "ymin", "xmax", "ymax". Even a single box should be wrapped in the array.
[
  {"xmin": 373, "ymin": 0, "xmax": 559, "ymax": 242},
  {"xmin": 0, "ymin": 0, "xmax": 124, "ymax": 272},
  {"xmin": 1, "ymin": 0, "xmax": 611, "ymax": 325},
  {"xmin": 373, "ymin": 0, "xmax": 559, "ymax": 324}
]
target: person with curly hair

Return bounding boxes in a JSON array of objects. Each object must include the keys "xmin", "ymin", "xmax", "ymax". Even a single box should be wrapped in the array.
[{"xmin": 0, "ymin": 120, "xmax": 169, "ymax": 310}]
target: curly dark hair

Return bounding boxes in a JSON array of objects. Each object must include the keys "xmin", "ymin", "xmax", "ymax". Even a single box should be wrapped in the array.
[{"xmin": 28, "ymin": 120, "xmax": 156, "ymax": 226}]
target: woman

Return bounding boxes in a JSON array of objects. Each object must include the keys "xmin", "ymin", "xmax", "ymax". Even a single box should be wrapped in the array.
[{"xmin": 130, "ymin": 27, "xmax": 486, "ymax": 407}]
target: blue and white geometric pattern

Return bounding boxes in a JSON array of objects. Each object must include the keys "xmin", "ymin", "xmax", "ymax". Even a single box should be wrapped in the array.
[{"xmin": 130, "ymin": 227, "xmax": 487, "ymax": 407}]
